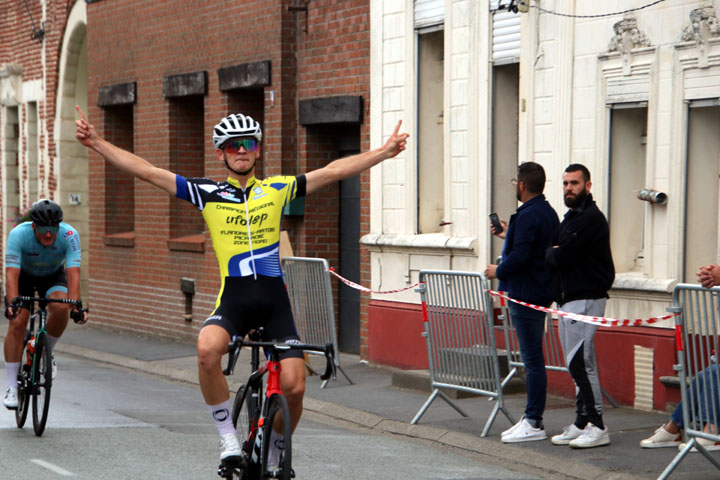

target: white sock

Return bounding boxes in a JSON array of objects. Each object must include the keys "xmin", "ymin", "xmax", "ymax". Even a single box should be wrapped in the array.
[
  {"xmin": 46, "ymin": 335, "xmax": 59, "ymax": 353},
  {"xmin": 208, "ymin": 400, "xmax": 235, "ymax": 437},
  {"xmin": 268, "ymin": 430, "xmax": 285, "ymax": 466},
  {"xmin": 5, "ymin": 362, "xmax": 20, "ymax": 390}
]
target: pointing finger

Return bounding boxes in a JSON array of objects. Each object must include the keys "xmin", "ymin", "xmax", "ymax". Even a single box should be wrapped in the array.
[
  {"xmin": 392, "ymin": 120, "xmax": 402, "ymax": 137},
  {"xmin": 75, "ymin": 105, "xmax": 86, "ymax": 122}
]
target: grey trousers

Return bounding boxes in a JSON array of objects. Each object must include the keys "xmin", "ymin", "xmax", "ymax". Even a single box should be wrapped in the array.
[{"xmin": 558, "ymin": 298, "xmax": 607, "ymax": 422}]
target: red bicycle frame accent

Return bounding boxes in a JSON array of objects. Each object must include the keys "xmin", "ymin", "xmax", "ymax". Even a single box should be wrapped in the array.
[{"xmin": 265, "ymin": 360, "xmax": 283, "ymax": 396}]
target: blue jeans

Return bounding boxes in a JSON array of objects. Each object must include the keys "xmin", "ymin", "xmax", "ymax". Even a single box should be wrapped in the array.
[
  {"xmin": 509, "ymin": 302, "xmax": 547, "ymax": 424},
  {"xmin": 671, "ymin": 364, "xmax": 720, "ymax": 429}
]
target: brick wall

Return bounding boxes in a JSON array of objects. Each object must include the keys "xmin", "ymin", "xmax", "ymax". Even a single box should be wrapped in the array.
[
  {"xmin": 293, "ymin": 0, "xmax": 371, "ymax": 357},
  {"xmin": 1, "ymin": 0, "xmax": 70, "ymax": 206},
  {"xmin": 84, "ymin": 0, "xmax": 371, "ymax": 351}
]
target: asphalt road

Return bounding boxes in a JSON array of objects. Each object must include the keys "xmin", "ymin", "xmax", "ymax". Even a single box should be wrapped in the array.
[{"xmin": 0, "ymin": 353, "xmax": 542, "ymax": 480}]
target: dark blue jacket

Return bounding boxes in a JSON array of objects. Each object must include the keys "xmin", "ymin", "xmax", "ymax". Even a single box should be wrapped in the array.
[{"xmin": 497, "ymin": 194, "xmax": 559, "ymax": 306}]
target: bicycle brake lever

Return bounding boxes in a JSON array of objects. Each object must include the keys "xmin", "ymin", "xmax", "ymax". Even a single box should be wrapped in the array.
[
  {"xmin": 223, "ymin": 340, "xmax": 240, "ymax": 376},
  {"xmin": 320, "ymin": 343, "xmax": 337, "ymax": 381}
]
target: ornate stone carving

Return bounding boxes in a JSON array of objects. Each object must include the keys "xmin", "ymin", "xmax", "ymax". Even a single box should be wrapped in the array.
[
  {"xmin": 680, "ymin": 6, "xmax": 720, "ymax": 67},
  {"xmin": 681, "ymin": 6, "xmax": 720, "ymax": 43},
  {"xmin": 608, "ymin": 17, "xmax": 651, "ymax": 54}
]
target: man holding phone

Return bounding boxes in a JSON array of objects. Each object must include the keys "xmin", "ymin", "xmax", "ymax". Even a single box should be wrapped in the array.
[{"xmin": 485, "ymin": 161, "xmax": 558, "ymax": 443}]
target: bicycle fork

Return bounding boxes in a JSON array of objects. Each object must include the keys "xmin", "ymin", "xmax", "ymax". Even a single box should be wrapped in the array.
[{"xmin": 251, "ymin": 360, "xmax": 282, "ymax": 466}]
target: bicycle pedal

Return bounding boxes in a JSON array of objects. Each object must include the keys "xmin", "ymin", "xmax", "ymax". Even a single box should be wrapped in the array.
[{"xmin": 265, "ymin": 467, "xmax": 295, "ymax": 478}]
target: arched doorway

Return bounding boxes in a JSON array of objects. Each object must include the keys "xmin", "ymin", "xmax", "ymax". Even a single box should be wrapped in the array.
[{"xmin": 55, "ymin": 1, "xmax": 88, "ymax": 298}]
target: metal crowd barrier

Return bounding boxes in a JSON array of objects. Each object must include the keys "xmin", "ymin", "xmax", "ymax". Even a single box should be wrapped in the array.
[
  {"xmin": 281, "ymin": 256, "xmax": 353, "ymax": 388},
  {"xmin": 411, "ymin": 270, "xmax": 515, "ymax": 437},
  {"xmin": 658, "ymin": 284, "xmax": 720, "ymax": 479},
  {"xmin": 498, "ymin": 300, "xmax": 619, "ymax": 407}
]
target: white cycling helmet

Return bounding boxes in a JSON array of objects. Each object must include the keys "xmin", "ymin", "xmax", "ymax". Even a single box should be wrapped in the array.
[{"xmin": 212, "ymin": 113, "xmax": 262, "ymax": 148}]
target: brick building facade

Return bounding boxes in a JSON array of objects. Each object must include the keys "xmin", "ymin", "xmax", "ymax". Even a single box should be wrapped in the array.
[
  {"xmin": 2, "ymin": 0, "xmax": 372, "ymax": 355},
  {"xmin": 82, "ymin": 0, "xmax": 372, "ymax": 352},
  {"xmin": 1, "ymin": 0, "xmax": 89, "ymax": 298}
]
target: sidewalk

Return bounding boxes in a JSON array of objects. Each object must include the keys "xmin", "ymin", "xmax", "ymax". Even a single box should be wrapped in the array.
[{"xmin": 27, "ymin": 324, "xmax": 720, "ymax": 479}]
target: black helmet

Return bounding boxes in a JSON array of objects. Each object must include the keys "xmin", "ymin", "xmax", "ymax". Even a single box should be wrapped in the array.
[{"xmin": 30, "ymin": 199, "xmax": 63, "ymax": 226}]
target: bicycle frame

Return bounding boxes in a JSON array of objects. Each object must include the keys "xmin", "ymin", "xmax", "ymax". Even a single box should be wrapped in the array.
[
  {"xmin": 219, "ymin": 331, "xmax": 336, "ymax": 479},
  {"xmin": 12, "ymin": 296, "xmax": 86, "ymax": 436}
]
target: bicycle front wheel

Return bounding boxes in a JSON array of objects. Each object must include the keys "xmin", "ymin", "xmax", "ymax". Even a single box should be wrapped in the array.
[
  {"xmin": 261, "ymin": 394, "xmax": 292, "ymax": 480},
  {"xmin": 31, "ymin": 334, "xmax": 52, "ymax": 436}
]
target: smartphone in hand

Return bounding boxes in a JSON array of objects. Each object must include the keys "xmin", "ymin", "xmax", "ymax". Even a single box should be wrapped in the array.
[{"xmin": 489, "ymin": 213, "xmax": 503, "ymax": 234}]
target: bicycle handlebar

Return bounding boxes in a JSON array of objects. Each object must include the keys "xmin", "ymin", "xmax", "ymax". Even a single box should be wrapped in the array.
[
  {"xmin": 224, "ymin": 337, "xmax": 337, "ymax": 382},
  {"xmin": 11, "ymin": 296, "xmax": 88, "ymax": 324}
]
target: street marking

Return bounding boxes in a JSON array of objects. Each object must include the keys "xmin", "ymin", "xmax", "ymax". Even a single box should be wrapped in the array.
[{"xmin": 30, "ymin": 459, "xmax": 75, "ymax": 476}]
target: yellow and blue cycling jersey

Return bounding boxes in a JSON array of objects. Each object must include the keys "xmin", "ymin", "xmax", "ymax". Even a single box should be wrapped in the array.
[{"xmin": 176, "ymin": 174, "xmax": 306, "ymax": 291}]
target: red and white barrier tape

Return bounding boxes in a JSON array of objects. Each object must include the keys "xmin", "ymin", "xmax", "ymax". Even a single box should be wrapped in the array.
[
  {"xmin": 327, "ymin": 268, "xmax": 677, "ymax": 327},
  {"xmin": 328, "ymin": 268, "xmax": 421, "ymax": 294},
  {"xmin": 489, "ymin": 290, "xmax": 679, "ymax": 327}
]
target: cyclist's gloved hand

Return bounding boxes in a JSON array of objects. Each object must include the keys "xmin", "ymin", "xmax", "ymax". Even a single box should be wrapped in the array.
[
  {"xmin": 70, "ymin": 301, "xmax": 87, "ymax": 324},
  {"xmin": 5, "ymin": 297, "xmax": 20, "ymax": 320}
]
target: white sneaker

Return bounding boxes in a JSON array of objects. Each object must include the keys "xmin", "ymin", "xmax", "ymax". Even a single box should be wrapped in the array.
[
  {"xmin": 678, "ymin": 436, "xmax": 720, "ymax": 452},
  {"xmin": 640, "ymin": 425, "xmax": 681, "ymax": 448},
  {"xmin": 569, "ymin": 423, "xmax": 610, "ymax": 448},
  {"xmin": 501, "ymin": 415, "xmax": 526, "ymax": 438},
  {"xmin": 3, "ymin": 387, "xmax": 18, "ymax": 409},
  {"xmin": 51, "ymin": 355, "xmax": 57, "ymax": 380},
  {"xmin": 501, "ymin": 417, "xmax": 547, "ymax": 443},
  {"xmin": 551, "ymin": 423, "xmax": 585, "ymax": 445},
  {"xmin": 220, "ymin": 432, "xmax": 242, "ymax": 460}
]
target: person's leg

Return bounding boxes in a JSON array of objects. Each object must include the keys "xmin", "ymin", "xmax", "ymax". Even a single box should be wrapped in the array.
[
  {"xmin": 558, "ymin": 315, "xmax": 587, "ymax": 429},
  {"xmin": 694, "ymin": 364, "xmax": 720, "ymax": 430},
  {"xmin": 560, "ymin": 300, "xmax": 605, "ymax": 427},
  {"xmin": 279, "ymin": 356, "xmax": 306, "ymax": 433},
  {"xmin": 509, "ymin": 303, "xmax": 547, "ymax": 425},
  {"xmin": 3, "ymin": 306, "xmax": 29, "ymax": 407},
  {"xmin": 45, "ymin": 289, "xmax": 71, "ymax": 342},
  {"xmin": 197, "ymin": 324, "xmax": 232, "ymax": 405},
  {"xmin": 197, "ymin": 324, "xmax": 240, "ymax": 459}
]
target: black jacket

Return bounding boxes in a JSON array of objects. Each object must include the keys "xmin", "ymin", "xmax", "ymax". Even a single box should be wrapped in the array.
[{"xmin": 545, "ymin": 193, "xmax": 615, "ymax": 305}]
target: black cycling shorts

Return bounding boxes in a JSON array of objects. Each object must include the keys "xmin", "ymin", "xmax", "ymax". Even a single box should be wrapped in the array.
[
  {"xmin": 203, "ymin": 275, "xmax": 303, "ymax": 360},
  {"xmin": 4, "ymin": 268, "xmax": 68, "ymax": 311}
]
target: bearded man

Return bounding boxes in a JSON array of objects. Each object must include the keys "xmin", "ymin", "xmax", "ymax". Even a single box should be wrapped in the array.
[{"xmin": 544, "ymin": 163, "xmax": 615, "ymax": 449}]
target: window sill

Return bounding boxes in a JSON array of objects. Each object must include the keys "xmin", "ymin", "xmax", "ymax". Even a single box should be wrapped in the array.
[
  {"xmin": 168, "ymin": 233, "xmax": 205, "ymax": 253},
  {"xmin": 103, "ymin": 231, "xmax": 135, "ymax": 248},
  {"xmin": 360, "ymin": 233, "xmax": 476, "ymax": 251},
  {"xmin": 612, "ymin": 273, "xmax": 677, "ymax": 293}
]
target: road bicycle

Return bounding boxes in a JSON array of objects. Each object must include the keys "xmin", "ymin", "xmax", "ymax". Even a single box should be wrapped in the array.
[
  {"xmin": 12, "ymin": 296, "xmax": 86, "ymax": 436},
  {"xmin": 218, "ymin": 329, "xmax": 336, "ymax": 480}
]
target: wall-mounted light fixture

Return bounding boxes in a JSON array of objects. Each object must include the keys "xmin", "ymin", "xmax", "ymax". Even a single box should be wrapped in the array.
[{"xmin": 637, "ymin": 188, "xmax": 667, "ymax": 205}]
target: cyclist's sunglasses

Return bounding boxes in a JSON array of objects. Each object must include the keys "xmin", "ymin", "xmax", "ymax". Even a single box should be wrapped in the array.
[
  {"xmin": 224, "ymin": 138, "xmax": 258, "ymax": 154},
  {"xmin": 36, "ymin": 225, "xmax": 59, "ymax": 235}
]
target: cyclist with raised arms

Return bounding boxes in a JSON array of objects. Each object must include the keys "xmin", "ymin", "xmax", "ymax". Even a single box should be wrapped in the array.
[
  {"xmin": 3, "ymin": 199, "xmax": 87, "ymax": 409},
  {"xmin": 75, "ymin": 105, "xmax": 409, "ymax": 467}
]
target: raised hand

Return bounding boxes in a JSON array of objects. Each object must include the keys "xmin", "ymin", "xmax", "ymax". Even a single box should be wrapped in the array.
[
  {"xmin": 75, "ymin": 105, "xmax": 98, "ymax": 148},
  {"xmin": 381, "ymin": 120, "xmax": 410, "ymax": 159}
]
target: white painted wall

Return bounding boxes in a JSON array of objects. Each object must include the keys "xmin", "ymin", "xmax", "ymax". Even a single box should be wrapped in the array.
[{"xmin": 368, "ymin": 0, "xmax": 720, "ymax": 324}]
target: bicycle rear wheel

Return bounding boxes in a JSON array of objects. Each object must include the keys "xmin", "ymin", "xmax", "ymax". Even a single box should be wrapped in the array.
[
  {"xmin": 261, "ymin": 394, "xmax": 293, "ymax": 480},
  {"xmin": 31, "ymin": 334, "xmax": 52, "ymax": 436},
  {"xmin": 14, "ymin": 364, "xmax": 30, "ymax": 428}
]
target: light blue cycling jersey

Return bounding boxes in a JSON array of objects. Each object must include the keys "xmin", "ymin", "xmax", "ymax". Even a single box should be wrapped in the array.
[{"xmin": 5, "ymin": 222, "xmax": 82, "ymax": 276}]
